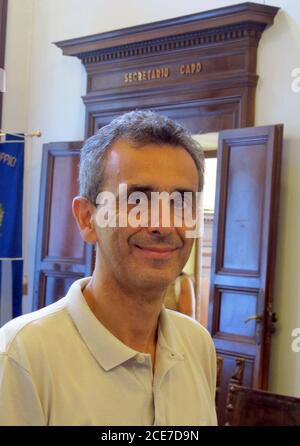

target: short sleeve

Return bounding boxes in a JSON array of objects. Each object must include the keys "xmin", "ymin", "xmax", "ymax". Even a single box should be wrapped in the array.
[{"xmin": 0, "ymin": 353, "xmax": 46, "ymax": 426}]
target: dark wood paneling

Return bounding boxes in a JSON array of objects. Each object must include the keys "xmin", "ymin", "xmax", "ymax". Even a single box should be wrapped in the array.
[
  {"xmin": 47, "ymin": 155, "xmax": 84, "ymax": 260},
  {"xmin": 222, "ymin": 143, "xmax": 266, "ymax": 274},
  {"xmin": 91, "ymin": 98, "xmax": 242, "ymax": 135},
  {"xmin": 33, "ymin": 142, "xmax": 93, "ymax": 310},
  {"xmin": 208, "ymin": 124, "xmax": 283, "ymax": 424},
  {"xmin": 39, "ymin": 271, "xmax": 83, "ymax": 308}
]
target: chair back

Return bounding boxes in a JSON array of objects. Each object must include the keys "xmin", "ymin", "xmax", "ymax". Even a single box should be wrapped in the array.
[{"xmin": 225, "ymin": 384, "xmax": 300, "ymax": 426}]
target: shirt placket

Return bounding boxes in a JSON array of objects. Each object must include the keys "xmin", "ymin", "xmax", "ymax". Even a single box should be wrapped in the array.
[
  {"xmin": 152, "ymin": 347, "xmax": 183, "ymax": 426},
  {"xmin": 132, "ymin": 353, "xmax": 155, "ymax": 425}
]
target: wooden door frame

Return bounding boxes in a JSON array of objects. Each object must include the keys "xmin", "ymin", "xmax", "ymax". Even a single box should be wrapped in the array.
[
  {"xmin": 210, "ymin": 125, "xmax": 283, "ymax": 423},
  {"xmin": 33, "ymin": 142, "xmax": 92, "ymax": 310}
]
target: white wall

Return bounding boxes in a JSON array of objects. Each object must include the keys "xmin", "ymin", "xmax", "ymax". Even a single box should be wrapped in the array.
[
  {"xmin": 3, "ymin": 0, "xmax": 300, "ymax": 397},
  {"xmin": 2, "ymin": 0, "xmax": 34, "ymax": 311},
  {"xmin": 255, "ymin": 1, "xmax": 300, "ymax": 397}
]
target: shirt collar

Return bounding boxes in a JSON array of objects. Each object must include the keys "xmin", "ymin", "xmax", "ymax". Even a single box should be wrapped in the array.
[
  {"xmin": 157, "ymin": 307, "xmax": 185, "ymax": 361},
  {"xmin": 66, "ymin": 278, "xmax": 137, "ymax": 371},
  {"xmin": 65, "ymin": 277, "xmax": 184, "ymax": 371}
]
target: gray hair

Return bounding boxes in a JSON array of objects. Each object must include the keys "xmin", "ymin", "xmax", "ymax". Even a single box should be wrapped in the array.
[{"xmin": 79, "ymin": 110, "xmax": 204, "ymax": 202}]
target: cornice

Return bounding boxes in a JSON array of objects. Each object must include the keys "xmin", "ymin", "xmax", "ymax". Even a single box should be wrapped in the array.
[{"xmin": 55, "ymin": 3, "xmax": 279, "ymax": 65}]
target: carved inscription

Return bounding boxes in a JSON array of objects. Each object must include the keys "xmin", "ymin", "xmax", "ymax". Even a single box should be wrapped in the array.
[{"xmin": 124, "ymin": 62, "xmax": 202, "ymax": 84}]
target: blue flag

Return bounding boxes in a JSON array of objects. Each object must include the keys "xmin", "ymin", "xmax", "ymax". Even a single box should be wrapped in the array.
[{"xmin": 0, "ymin": 134, "xmax": 24, "ymax": 326}]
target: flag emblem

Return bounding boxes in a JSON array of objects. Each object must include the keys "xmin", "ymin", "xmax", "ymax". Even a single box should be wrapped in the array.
[
  {"xmin": 0, "ymin": 203, "xmax": 4, "ymax": 228},
  {"xmin": 0, "ymin": 134, "xmax": 24, "ymax": 326}
]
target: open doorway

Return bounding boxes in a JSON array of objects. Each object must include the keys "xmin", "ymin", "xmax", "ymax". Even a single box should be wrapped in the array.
[{"xmin": 183, "ymin": 133, "xmax": 218, "ymax": 326}]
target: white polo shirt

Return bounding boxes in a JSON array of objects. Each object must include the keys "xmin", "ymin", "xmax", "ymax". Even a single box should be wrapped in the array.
[{"xmin": 0, "ymin": 278, "xmax": 217, "ymax": 426}]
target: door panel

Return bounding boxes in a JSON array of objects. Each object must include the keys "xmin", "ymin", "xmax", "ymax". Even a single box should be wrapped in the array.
[
  {"xmin": 223, "ymin": 144, "xmax": 266, "ymax": 272},
  {"xmin": 33, "ymin": 142, "xmax": 93, "ymax": 309},
  {"xmin": 47, "ymin": 155, "xmax": 85, "ymax": 260},
  {"xmin": 219, "ymin": 290, "xmax": 257, "ymax": 337},
  {"xmin": 208, "ymin": 124, "xmax": 283, "ymax": 424},
  {"xmin": 41, "ymin": 272, "xmax": 83, "ymax": 307}
]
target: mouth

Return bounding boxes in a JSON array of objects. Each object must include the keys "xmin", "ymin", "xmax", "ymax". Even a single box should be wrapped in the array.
[{"xmin": 134, "ymin": 244, "xmax": 178, "ymax": 260}]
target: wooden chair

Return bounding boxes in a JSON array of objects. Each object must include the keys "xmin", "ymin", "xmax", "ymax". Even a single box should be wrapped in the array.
[{"xmin": 225, "ymin": 384, "xmax": 300, "ymax": 426}]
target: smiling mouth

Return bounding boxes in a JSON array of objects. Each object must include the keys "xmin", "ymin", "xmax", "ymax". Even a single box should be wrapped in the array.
[{"xmin": 134, "ymin": 244, "xmax": 177, "ymax": 259}]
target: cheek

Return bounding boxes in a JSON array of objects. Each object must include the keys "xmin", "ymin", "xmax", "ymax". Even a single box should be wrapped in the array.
[
  {"xmin": 96, "ymin": 222, "xmax": 139, "ymax": 249},
  {"xmin": 94, "ymin": 226, "xmax": 117, "ymax": 254},
  {"xmin": 176, "ymin": 227, "xmax": 193, "ymax": 245},
  {"xmin": 180, "ymin": 235, "xmax": 194, "ymax": 258},
  {"xmin": 108, "ymin": 227, "xmax": 137, "ymax": 254}
]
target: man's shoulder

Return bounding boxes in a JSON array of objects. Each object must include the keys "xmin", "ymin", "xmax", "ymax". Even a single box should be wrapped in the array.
[
  {"xmin": 0, "ymin": 298, "xmax": 68, "ymax": 355},
  {"xmin": 164, "ymin": 308, "xmax": 213, "ymax": 347}
]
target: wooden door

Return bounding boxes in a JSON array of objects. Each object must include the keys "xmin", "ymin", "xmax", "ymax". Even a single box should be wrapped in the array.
[
  {"xmin": 33, "ymin": 141, "xmax": 93, "ymax": 309},
  {"xmin": 208, "ymin": 124, "xmax": 283, "ymax": 424}
]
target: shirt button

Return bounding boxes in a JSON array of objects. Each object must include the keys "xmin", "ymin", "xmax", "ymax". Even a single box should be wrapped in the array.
[{"xmin": 136, "ymin": 355, "xmax": 146, "ymax": 364}]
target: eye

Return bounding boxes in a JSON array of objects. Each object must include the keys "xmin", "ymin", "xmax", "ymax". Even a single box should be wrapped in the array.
[
  {"xmin": 128, "ymin": 191, "xmax": 148, "ymax": 208},
  {"xmin": 173, "ymin": 197, "xmax": 183, "ymax": 209}
]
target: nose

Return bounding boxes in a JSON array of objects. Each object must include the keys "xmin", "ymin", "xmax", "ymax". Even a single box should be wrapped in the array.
[
  {"xmin": 146, "ymin": 225, "xmax": 175, "ymax": 237},
  {"xmin": 146, "ymin": 199, "xmax": 176, "ymax": 236}
]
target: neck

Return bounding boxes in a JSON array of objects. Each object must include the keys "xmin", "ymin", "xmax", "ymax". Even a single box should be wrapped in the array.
[{"xmin": 83, "ymin": 260, "xmax": 165, "ymax": 362}]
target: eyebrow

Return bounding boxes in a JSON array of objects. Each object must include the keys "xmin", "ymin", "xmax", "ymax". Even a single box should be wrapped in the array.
[
  {"xmin": 126, "ymin": 185, "xmax": 153, "ymax": 195},
  {"xmin": 124, "ymin": 184, "xmax": 196, "ymax": 195}
]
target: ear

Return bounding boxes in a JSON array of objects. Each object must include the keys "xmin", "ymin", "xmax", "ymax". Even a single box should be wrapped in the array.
[{"xmin": 72, "ymin": 196, "xmax": 98, "ymax": 244}]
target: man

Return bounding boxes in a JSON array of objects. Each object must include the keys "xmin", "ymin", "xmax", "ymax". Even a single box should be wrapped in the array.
[{"xmin": 0, "ymin": 111, "xmax": 217, "ymax": 425}]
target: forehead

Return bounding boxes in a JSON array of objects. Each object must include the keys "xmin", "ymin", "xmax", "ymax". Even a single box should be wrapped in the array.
[{"xmin": 102, "ymin": 139, "xmax": 199, "ymax": 192}]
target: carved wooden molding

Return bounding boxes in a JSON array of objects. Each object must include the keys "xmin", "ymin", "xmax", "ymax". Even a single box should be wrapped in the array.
[
  {"xmin": 60, "ymin": 22, "xmax": 266, "ymax": 65},
  {"xmin": 229, "ymin": 357, "xmax": 246, "ymax": 387},
  {"xmin": 54, "ymin": 2, "xmax": 279, "ymax": 135},
  {"xmin": 55, "ymin": 3, "xmax": 278, "ymax": 64}
]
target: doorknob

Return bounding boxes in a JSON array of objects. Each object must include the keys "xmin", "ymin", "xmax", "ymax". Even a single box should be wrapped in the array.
[{"xmin": 244, "ymin": 314, "xmax": 263, "ymax": 324}]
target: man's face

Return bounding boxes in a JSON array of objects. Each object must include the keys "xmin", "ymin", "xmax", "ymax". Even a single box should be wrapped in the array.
[{"xmin": 93, "ymin": 139, "xmax": 199, "ymax": 293}]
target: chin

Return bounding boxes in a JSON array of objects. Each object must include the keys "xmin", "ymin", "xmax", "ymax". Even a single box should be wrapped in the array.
[{"xmin": 135, "ymin": 271, "xmax": 177, "ymax": 290}]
